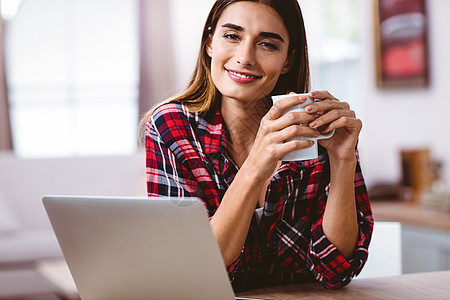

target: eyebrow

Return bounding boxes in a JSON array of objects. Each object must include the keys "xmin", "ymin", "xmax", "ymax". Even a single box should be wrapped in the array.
[{"xmin": 221, "ymin": 23, "xmax": 285, "ymax": 42}]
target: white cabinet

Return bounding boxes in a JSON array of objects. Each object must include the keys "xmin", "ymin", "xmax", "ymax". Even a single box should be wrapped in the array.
[{"xmin": 402, "ymin": 224, "xmax": 450, "ymax": 274}]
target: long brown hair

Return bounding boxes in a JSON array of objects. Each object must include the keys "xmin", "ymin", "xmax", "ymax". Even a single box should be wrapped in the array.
[{"xmin": 139, "ymin": 0, "xmax": 310, "ymax": 138}]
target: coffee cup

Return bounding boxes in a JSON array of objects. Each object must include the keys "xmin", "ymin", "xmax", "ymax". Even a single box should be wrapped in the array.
[{"xmin": 271, "ymin": 93, "xmax": 335, "ymax": 161}]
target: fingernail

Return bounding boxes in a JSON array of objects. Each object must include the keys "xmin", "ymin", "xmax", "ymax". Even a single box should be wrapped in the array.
[
  {"xmin": 305, "ymin": 106, "xmax": 313, "ymax": 112},
  {"xmin": 310, "ymin": 121, "xmax": 317, "ymax": 128},
  {"xmin": 309, "ymin": 91, "xmax": 316, "ymax": 97},
  {"xmin": 298, "ymin": 95, "xmax": 307, "ymax": 102}
]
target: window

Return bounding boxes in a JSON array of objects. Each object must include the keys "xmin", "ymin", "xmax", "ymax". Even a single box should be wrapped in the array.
[
  {"xmin": 302, "ymin": 0, "xmax": 363, "ymax": 115},
  {"xmin": 5, "ymin": 0, "xmax": 138, "ymax": 157}
]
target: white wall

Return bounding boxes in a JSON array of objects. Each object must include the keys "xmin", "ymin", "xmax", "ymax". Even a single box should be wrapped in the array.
[
  {"xmin": 168, "ymin": 0, "xmax": 450, "ymax": 189},
  {"xmin": 169, "ymin": 0, "xmax": 213, "ymax": 92},
  {"xmin": 359, "ymin": 0, "xmax": 450, "ymax": 189}
]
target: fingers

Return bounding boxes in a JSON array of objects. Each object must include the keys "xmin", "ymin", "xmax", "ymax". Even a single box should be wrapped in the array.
[
  {"xmin": 264, "ymin": 139, "xmax": 315, "ymax": 161},
  {"xmin": 264, "ymin": 111, "xmax": 316, "ymax": 134},
  {"xmin": 304, "ymin": 99, "xmax": 349, "ymax": 114},
  {"xmin": 302, "ymin": 90, "xmax": 357, "ymax": 133},
  {"xmin": 262, "ymin": 90, "xmax": 360, "ymax": 152},
  {"xmin": 260, "ymin": 118, "xmax": 319, "ymax": 147},
  {"xmin": 266, "ymin": 93, "xmax": 306, "ymax": 120},
  {"xmin": 309, "ymin": 109, "xmax": 356, "ymax": 131},
  {"xmin": 308, "ymin": 90, "xmax": 338, "ymax": 101},
  {"xmin": 281, "ymin": 139, "xmax": 315, "ymax": 155},
  {"xmin": 264, "ymin": 92, "xmax": 317, "ymax": 134},
  {"xmin": 312, "ymin": 113, "xmax": 362, "ymax": 136},
  {"xmin": 276, "ymin": 124, "xmax": 320, "ymax": 143}
]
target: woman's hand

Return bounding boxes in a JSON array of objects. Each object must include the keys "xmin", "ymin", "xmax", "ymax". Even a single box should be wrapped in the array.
[
  {"xmin": 245, "ymin": 92, "xmax": 320, "ymax": 181},
  {"xmin": 304, "ymin": 90, "xmax": 362, "ymax": 163}
]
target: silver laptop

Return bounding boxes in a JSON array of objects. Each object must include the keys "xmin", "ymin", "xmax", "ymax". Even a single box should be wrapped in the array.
[{"xmin": 43, "ymin": 195, "xmax": 237, "ymax": 300}]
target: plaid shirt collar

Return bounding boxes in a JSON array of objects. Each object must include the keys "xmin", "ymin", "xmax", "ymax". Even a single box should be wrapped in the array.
[{"xmin": 197, "ymin": 107, "xmax": 228, "ymax": 156}]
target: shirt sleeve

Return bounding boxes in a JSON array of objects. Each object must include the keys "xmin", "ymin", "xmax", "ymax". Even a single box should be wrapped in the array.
[
  {"xmin": 226, "ymin": 249, "xmax": 244, "ymax": 282},
  {"xmin": 306, "ymin": 156, "xmax": 374, "ymax": 289}
]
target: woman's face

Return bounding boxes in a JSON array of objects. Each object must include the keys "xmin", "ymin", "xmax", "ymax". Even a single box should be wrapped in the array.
[{"xmin": 206, "ymin": 1, "xmax": 292, "ymax": 104}]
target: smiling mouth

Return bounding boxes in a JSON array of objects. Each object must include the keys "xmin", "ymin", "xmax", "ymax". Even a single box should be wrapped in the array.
[{"xmin": 226, "ymin": 69, "xmax": 262, "ymax": 79}]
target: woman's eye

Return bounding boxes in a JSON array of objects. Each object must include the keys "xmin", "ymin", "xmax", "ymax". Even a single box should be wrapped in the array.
[
  {"xmin": 223, "ymin": 33, "xmax": 239, "ymax": 41},
  {"xmin": 260, "ymin": 41, "xmax": 279, "ymax": 50}
]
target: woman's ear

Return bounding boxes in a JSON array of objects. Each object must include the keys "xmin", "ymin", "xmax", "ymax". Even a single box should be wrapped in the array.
[
  {"xmin": 206, "ymin": 35, "xmax": 213, "ymax": 58},
  {"xmin": 281, "ymin": 50, "xmax": 296, "ymax": 74}
]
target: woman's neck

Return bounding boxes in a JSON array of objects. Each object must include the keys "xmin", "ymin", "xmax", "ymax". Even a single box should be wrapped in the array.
[{"xmin": 221, "ymin": 97, "xmax": 270, "ymax": 167}]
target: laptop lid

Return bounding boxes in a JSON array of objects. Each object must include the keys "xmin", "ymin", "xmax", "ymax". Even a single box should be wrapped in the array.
[{"xmin": 43, "ymin": 195, "xmax": 235, "ymax": 300}]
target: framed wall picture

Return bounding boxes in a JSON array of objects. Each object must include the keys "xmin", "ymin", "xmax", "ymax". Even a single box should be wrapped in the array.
[{"xmin": 373, "ymin": 0, "xmax": 429, "ymax": 88}]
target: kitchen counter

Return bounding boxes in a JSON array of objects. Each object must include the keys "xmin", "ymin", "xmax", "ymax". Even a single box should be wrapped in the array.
[{"xmin": 371, "ymin": 200, "xmax": 450, "ymax": 231}]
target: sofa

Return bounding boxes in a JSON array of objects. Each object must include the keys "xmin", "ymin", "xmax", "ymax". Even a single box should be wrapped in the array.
[{"xmin": 0, "ymin": 151, "xmax": 146, "ymax": 298}]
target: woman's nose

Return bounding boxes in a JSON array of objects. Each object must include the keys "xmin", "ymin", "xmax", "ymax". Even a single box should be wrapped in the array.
[{"xmin": 235, "ymin": 41, "xmax": 255, "ymax": 66}]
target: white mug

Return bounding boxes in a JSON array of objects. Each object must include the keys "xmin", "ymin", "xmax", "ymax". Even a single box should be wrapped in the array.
[{"xmin": 271, "ymin": 93, "xmax": 335, "ymax": 161}]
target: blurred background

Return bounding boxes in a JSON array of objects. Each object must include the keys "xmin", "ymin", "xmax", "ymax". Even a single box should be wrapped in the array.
[{"xmin": 0, "ymin": 0, "xmax": 449, "ymax": 299}]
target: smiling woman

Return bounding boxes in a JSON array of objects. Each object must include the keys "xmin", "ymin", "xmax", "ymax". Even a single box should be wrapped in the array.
[{"xmin": 141, "ymin": 0, "xmax": 373, "ymax": 293}]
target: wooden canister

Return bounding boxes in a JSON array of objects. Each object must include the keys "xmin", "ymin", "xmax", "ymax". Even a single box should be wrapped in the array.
[{"xmin": 401, "ymin": 148, "xmax": 433, "ymax": 204}]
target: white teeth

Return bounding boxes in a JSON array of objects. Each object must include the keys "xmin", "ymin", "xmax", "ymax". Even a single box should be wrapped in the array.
[{"xmin": 229, "ymin": 70, "xmax": 257, "ymax": 79}]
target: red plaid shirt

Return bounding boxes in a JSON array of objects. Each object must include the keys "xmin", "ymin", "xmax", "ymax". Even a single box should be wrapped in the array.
[{"xmin": 145, "ymin": 101, "xmax": 373, "ymax": 291}]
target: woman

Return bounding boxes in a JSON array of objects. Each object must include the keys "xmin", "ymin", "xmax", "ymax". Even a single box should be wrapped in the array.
[{"xmin": 142, "ymin": 0, "xmax": 373, "ymax": 291}]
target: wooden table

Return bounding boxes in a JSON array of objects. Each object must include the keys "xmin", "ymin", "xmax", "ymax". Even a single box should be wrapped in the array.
[
  {"xmin": 237, "ymin": 270, "xmax": 450, "ymax": 299},
  {"xmin": 38, "ymin": 259, "xmax": 449, "ymax": 299}
]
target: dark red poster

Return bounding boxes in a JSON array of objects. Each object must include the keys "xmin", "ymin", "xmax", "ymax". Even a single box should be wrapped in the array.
[{"xmin": 374, "ymin": 0, "xmax": 429, "ymax": 88}]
